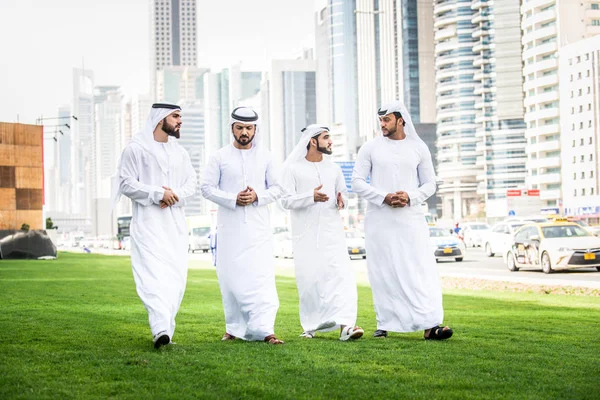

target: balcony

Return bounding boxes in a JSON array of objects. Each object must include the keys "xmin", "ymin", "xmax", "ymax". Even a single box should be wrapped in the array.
[
  {"xmin": 434, "ymin": 27, "xmax": 456, "ymax": 41},
  {"xmin": 540, "ymin": 189, "xmax": 561, "ymax": 200},
  {"xmin": 522, "ymin": 0, "xmax": 556, "ymax": 15},
  {"xmin": 526, "ymin": 156, "xmax": 561, "ymax": 170},
  {"xmin": 529, "ymin": 9, "xmax": 556, "ymax": 26},
  {"xmin": 525, "ymin": 124, "xmax": 559, "ymax": 138},
  {"xmin": 523, "ymin": 74, "xmax": 559, "ymax": 92},
  {"xmin": 523, "ymin": 90, "xmax": 559, "ymax": 108},
  {"xmin": 522, "ymin": 41, "xmax": 557, "ymax": 60},
  {"xmin": 522, "ymin": 57, "xmax": 557, "ymax": 76}
]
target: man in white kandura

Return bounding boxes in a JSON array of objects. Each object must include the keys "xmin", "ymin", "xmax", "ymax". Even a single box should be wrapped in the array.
[
  {"xmin": 201, "ymin": 106, "xmax": 285, "ymax": 345},
  {"xmin": 113, "ymin": 103, "xmax": 197, "ymax": 348},
  {"xmin": 351, "ymin": 100, "xmax": 453, "ymax": 341},
  {"xmin": 280, "ymin": 124, "xmax": 364, "ymax": 341}
]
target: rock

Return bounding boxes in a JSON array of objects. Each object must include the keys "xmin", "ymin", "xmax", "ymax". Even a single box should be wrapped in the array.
[{"xmin": 0, "ymin": 230, "xmax": 58, "ymax": 260}]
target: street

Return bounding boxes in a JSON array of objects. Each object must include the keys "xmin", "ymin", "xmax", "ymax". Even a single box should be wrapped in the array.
[{"xmin": 187, "ymin": 246, "xmax": 600, "ymax": 289}]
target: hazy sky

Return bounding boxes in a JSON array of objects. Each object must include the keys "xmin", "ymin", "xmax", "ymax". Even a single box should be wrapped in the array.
[{"xmin": 0, "ymin": 0, "xmax": 318, "ymax": 124}]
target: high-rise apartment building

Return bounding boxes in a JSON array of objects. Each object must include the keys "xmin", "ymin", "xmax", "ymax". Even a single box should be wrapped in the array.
[{"xmin": 150, "ymin": 0, "xmax": 197, "ymax": 99}]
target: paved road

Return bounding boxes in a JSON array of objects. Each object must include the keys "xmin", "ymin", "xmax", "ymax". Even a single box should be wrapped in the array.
[
  {"xmin": 65, "ymin": 245, "xmax": 600, "ymax": 289},
  {"xmin": 189, "ymin": 246, "xmax": 600, "ymax": 289}
]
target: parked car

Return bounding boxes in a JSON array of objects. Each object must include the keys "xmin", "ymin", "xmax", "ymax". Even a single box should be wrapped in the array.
[
  {"xmin": 504, "ymin": 221, "xmax": 600, "ymax": 273},
  {"xmin": 189, "ymin": 226, "xmax": 211, "ymax": 253},
  {"xmin": 273, "ymin": 232, "xmax": 294, "ymax": 259},
  {"xmin": 462, "ymin": 222, "xmax": 491, "ymax": 248},
  {"xmin": 429, "ymin": 226, "xmax": 466, "ymax": 262},
  {"xmin": 484, "ymin": 221, "xmax": 529, "ymax": 257},
  {"xmin": 346, "ymin": 230, "xmax": 366, "ymax": 260}
]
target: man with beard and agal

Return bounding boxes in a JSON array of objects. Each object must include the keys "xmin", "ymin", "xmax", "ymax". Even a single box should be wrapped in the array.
[
  {"xmin": 201, "ymin": 106, "xmax": 285, "ymax": 345},
  {"xmin": 113, "ymin": 102, "xmax": 197, "ymax": 349}
]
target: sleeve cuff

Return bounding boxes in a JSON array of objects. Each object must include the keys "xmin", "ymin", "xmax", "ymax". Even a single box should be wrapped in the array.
[
  {"xmin": 152, "ymin": 187, "xmax": 166, "ymax": 204},
  {"xmin": 406, "ymin": 190, "xmax": 422, "ymax": 207}
]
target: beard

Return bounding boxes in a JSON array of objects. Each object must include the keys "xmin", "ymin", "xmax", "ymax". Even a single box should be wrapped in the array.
[
  {"xmin": 317, "ymin": 144, "xmax": 332, "ymax": 155},
  {"xmin": 162, "ymin": 120, "xmax": 180, "ymax": 138},
  {"xmin": 234, "ymin": 133, "xmax": 255, "ymax": 146},
  {"xmin": 382, "ymin": 125, "xmax": 396, "ymax": 137}
]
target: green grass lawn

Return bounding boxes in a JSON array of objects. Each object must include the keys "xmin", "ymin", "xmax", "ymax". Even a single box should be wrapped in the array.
[{"xmin": 1, "ymin": 253, "xmax": 599, "ymax": 399}]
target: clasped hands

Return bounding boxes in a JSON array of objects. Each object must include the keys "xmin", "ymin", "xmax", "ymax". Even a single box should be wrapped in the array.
[
  {"xmin": 384, "ymin": 191, "xmax": 410, "ymax": 208},
  {"xmin": 160, "ymin": 186, "xmax": 179, "ymax": 209},
  {"xmin": 236, "ymin": 186, "xmax": 258, "ymax": 206}
]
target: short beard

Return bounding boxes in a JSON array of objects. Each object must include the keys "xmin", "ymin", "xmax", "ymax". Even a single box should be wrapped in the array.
[
  {"xmin": 382, "ymin": 125, "xmax": 396, "ymax": 137},
  {"xmin": 162, "ymin": 119, "xmax": 180, "ymax": 138},
  {"xmin": 317, "ymin": 144, "xmax": 332, "ymax": 155},
  {"xmin": 234, "ymin": 133, "xmax": 255, "ymax": 146}
]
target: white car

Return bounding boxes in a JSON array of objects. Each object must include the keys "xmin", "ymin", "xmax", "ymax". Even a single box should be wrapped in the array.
[
  {"xmin": 429, "ymin": 226, "xmax": 466, "ymax": 262},
  {"xmin": 504, "ymin": 222, "xmax": 600, "ymax": 273},
  {"xmin": 189, "ymin": 226, "xmax": 211, "ymax": 253},
  {"xmin": 345, "ymin": 231, "xmax": 366, "ymax": 260},
  {"xmin": 462, "ymin": 222, "xmax": 491, "ymax": 248},
  {"xmin": 273, "ymin": 232, "xmax": 294, "ymax": 259},
  {"xmin": 484, "ymin": 221, "xmax": 527, "ymax": 257}
]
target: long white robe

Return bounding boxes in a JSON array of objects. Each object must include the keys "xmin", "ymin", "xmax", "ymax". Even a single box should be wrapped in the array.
[
  {"xmin": 201, "ymin": 144, "xmax": 283, "ymax": 341},
  {"xmin": 118, "ymin": 139, "xmax": 197, "ymax": 339},
  {"xmin": 351, "ymin": 136, "xmax": 442, "ymax": 332},
  {"xmin": 280, "ymin": 158, "xmax": 357, "ymax": 333}
]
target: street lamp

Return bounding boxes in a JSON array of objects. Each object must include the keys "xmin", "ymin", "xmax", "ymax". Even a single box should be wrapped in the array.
[{"xmin": 36, "ymin": 115, "xmax": 78, "ymax": 125}]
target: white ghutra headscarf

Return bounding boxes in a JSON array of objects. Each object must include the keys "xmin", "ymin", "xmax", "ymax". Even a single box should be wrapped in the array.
[
  {"xmin": 377, "ymin": 100, "xmax": 425, "ymax": 144},
  {"xmin": 281, "ymin": 124, "xmax": 330, "ymax": 174}
]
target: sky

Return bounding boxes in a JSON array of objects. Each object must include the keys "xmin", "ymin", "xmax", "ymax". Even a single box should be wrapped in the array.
[{"xmin": 0, "ymin": 0, "xmax": 318, "ymax": 124}]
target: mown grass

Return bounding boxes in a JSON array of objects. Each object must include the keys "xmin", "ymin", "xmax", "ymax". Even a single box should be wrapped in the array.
[{"xmin": 0, "ymin": 253, "xmax": 599, "ymax": 399}]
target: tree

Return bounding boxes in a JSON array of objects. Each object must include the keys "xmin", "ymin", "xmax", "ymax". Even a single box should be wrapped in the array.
[
  {"xmin": 20, "ymin": 223, "xmax": 30, "ymax": 231},
  {"xmin": 46, "ymin": 217, "xmax": 55, "ymax": 230}
]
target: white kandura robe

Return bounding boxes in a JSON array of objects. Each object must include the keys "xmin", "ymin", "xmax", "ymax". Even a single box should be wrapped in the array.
[
  {"xmin": 351, "ymin": 136, "xmax": 442, "ymax": 332},
  {"xmin": 281, "ymin": 158, "xmax": 357, "ymax": 333},
  {"xmin": 201, "ymin": 144, "xmax": 284, "ymax": 341},
  {"xmin": 118, "ymin": 139, "xmax": 197, "ymax": 339}
]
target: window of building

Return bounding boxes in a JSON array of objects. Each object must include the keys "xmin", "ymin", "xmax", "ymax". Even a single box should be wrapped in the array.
[
  {"xmin": 569, "ymin": 58, "xmax": 573, "ymax": 65},
  {"xmin": 573, "ymin": 156, "xmax": 577, "ymax": 163},
  {"xmin": 587, "ymin": 70, "xmax": 591, "ymax": 77},
  {"xmin": 570, "ymin": 74, "xmax": 574, "ymax": 81},
  {"xmin": 581, "ymin": 138, "xmax": 585, "ymax": 145},
  {"xmin": 572, "ymin": 123, "xmax": 576, "ymax": 130},
  {"xmin": 590, "ymin": 154, "xmax": 594, "ymax": 161},
  {"xmin": 574, "ymin": 172, "xmax": 577, "ymax": 180},
  {"xmin": 590, "ymin": 120, "xmax": 593, "ymax": 128},
  {"xmin": 572, "ymin": 107, "xmax": 575, "ymax": 114},
  {"xmin": 593, "ymin": 4, "xmax": 600, "ymax": 10},
  {"xmin": 580, "ymin": 122, "xmax": 584, "ymax": 129},
  {"xmin": 589, "ymin": 87, "xmax": 592, "ymax": 94},
  {"xmin": 578, "ymin": 72, "xmax": 582, "ymax": 79},
  {"xmin": 581, "ymin": 155, "xmax": 585, "ymax": 162},
  {"xmin": 582, "ymin": 171, "xmax": 585, "ymax": 179},
  {"xmin": 593, "ymin": 19, "xmax": 600, "ymax": 26},
  {"xmin": 579, "ymin": 89, "xmax": 583, "ymax": 96},
  {"xmin": 590, "ymin": 137, "xmax": 594, "ymax": 144},
  {"xmin": 582, "ymin": 188, "xmax": 586, "ymax": 196},
  {"xmin": 591, "ymin": 171, "xmax": 595, "ymax": 178},
  {"xmin": 574, "ymin": 189, "xmax": 578, "ymax": 196},
  {"xmin": 580, "ymin": 105, "xmax": 584, "ymax": 113},
  {"xmin": 592, "ymin": 188, "xmax": 595, "ymax": 195}
]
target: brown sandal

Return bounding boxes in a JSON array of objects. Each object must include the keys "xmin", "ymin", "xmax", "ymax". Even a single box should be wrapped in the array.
[
  {"xmin": 221, "ymin": 332, "xmax": 237, "ymax": 341},
  {"xmin": 264, "ymin": 334, "xmax": 285, "ymax": 345}
]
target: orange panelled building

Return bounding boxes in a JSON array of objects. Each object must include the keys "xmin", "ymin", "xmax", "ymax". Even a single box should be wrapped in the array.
[{"xmin": 0, "ymin": 122, "xmax": 44, "ymax": 230}]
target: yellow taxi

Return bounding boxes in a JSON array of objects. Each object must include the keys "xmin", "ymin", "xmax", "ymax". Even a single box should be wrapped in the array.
[{"xmin": 504, "ymin": 219, "xmax": 600, "ymax": 274}]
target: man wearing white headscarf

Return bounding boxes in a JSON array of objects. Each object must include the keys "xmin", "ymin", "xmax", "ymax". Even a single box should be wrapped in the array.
[
  {"xmin": 280, "ymin": 124, "xmax": 363, "ymax": 341},
  {"xmin": 113, "ymin": 103, "xmax": 197, "ymax": 348},
  {"xmin": 351, "ymin": 101, "xmax": 453, "ymax": 341},
  {"xmin": 201, "ymin": 106, "xmax": 285, "ymax": 345}
]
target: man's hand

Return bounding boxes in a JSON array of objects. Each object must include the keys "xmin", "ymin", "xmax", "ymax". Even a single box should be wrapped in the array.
[
  {"xmin": 161, "ymin": 186, "xmax": 179, "ymax": 207},
  {"xmin": 314, "ymin": 184, "xmax": 329, "ymax": 203},
  {"xmin": 395, "ymin": 191, "xmax": 410, "ymax": 207},
  {"xmin": 384, "ymin": 191, "xmax": 409, "ymax": 208},
  {"xmin": 336, "ymin": 192, "xmax": 345, "ymax": 210},
  {"xmin": 236, "ymin": 186, "xmax": 257, "ymax": 206}
]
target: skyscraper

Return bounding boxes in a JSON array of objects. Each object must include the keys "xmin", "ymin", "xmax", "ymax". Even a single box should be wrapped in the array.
[
  {"xmin": 150, "ymin": 0, "xmax": 197, "ymax": 100},
  {"xmin": 521, "ymin": 0, "xmax": 600, "ymax": 211},
  {"xmin": 434, "ymin": 0, "xmax": 480, "ymax": 219}
]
